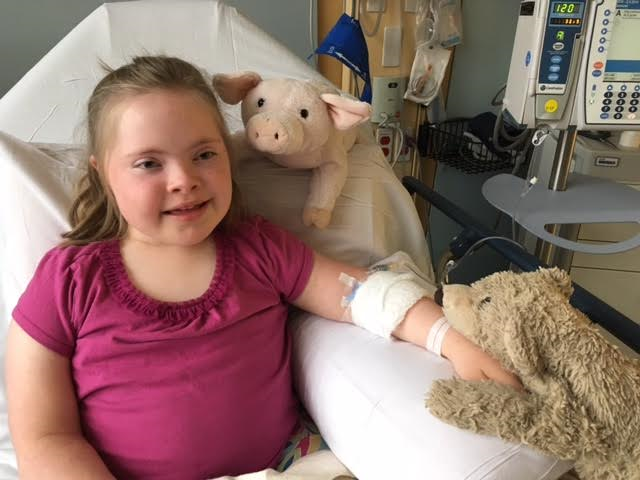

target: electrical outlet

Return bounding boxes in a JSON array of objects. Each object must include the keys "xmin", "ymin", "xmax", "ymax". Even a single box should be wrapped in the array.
[
  {"xmin": 366, "ymin": 0, "xmax": 386, "ymax": 12},
  {"xmin": 375, "ymin": 127, "xmax": 394, "ymax": 162}
]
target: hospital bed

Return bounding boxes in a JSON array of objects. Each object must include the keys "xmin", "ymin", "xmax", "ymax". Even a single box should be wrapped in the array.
[{"xmin": 0, "ymin": 1, "xmax": 575, "ymax": 479}]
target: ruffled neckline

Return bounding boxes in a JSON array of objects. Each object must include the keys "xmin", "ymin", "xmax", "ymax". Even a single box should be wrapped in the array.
[{"xmin": 101, "ymin": 234, "xmax": 234, "ymax": 323}]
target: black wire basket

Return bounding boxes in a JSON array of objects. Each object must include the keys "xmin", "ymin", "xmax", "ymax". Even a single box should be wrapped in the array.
[{"xmin": 421, "ymin": 118, "xmax": 523, "ymax": 174}]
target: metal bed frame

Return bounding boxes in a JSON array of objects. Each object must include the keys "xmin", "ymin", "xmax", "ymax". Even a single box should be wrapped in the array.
[{"xmin": 402, "ymin": 175, "xmax": 640, "ymax": 354}]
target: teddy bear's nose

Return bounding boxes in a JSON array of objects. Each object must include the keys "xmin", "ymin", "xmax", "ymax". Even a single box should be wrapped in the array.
[{"xmin": 433, "ymin": 287, "xmax": 443, "ymax": 306}]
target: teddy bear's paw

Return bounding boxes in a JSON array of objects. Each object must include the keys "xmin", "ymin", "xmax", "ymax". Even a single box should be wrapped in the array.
[
  {"xmin": 303, "ymin": 207, "xmax": 332, "ymax": 229},
  {"xmin": 427, "ymin": 379, "xmax": 535, "ymax": 437},
  {"xmin": 575, "ymin": 457, "xmax": 636, "ymax": 480},
  {"xmin": 426, "ymin": 379, "xmax": 480, "ymax": 427}
]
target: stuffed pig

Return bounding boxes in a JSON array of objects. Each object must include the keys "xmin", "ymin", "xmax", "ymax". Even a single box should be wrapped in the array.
[{"xmin": 212, "ymin": 72, "xmax": 371, "ymax": 229}]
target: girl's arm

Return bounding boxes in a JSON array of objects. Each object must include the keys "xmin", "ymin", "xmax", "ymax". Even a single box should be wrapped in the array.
[
  {"xmin": 5, "ymin": 321, "xmax": 116, "ymax": 480},
  {"xmin": 293, "ymin": 252, "xmax": 522, "ymax": 389}
]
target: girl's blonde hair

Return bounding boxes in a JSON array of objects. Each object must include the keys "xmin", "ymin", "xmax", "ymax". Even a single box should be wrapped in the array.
[{"xmin": 62, "ymin": 55, "xmax": 244, "ymax": 246}]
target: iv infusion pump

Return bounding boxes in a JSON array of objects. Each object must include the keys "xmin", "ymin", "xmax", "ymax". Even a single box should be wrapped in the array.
[{"xmin": 503, "ymin": 0, "xmax": 640, "ymax": 130}]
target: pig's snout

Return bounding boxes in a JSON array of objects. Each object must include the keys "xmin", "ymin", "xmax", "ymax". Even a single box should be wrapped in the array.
[{"xmin": 246, "ymin": 114, "xmax": 303, "ymax": 155}]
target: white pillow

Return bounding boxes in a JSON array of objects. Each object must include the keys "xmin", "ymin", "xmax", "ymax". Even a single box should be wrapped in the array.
[
  {"xmin": 0, "ymin": 136, "xmax": 82, "ymax": 477},
  {"xmin": 290, "ymin": 315, "xmax": 575, "ymax": 480}
]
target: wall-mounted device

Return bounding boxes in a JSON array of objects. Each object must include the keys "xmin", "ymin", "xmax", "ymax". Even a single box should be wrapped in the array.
[{"xmin": 371, "ymin": 76, "xmax": 407, "ymax": 123}]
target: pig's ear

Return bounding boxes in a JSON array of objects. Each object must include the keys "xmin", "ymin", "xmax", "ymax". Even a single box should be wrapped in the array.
[
  {"xmin": 212, "ymin": 71, "xmax": 262, "ymax": 105},
  {"xmin": 320, "ymin": 93, "xmax": 372, "ymax": 130}
]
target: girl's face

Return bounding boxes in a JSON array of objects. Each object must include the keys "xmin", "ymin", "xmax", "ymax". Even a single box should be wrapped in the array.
[{"xmin": 101, "ymin": 89, "xmax": 232, "ymax": 247}]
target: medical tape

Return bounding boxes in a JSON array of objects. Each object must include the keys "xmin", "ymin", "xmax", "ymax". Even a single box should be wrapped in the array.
[
  {"xmin": 339, "ymin": 272, "xmax": 361, "ymax": 309},
  {"xmin": 425, "ymin": 316, "xmax": 450, "ymax": 357},
  {"xmin": 346, "ymin": 270, "xmax": 430, "ymax": 339}
]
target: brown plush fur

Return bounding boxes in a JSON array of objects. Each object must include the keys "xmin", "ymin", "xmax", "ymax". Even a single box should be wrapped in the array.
[{"xmin": 426, "ymin": 268, "xmax": 640, "ymax": 480}]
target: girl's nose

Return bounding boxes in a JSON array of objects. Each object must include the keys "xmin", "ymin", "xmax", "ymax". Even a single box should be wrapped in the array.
[{"xmin": 167, "ymin": 163, "xmax": 199, "ymax": 192}]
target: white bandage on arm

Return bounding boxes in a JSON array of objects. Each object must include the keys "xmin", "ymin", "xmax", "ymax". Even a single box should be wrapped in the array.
[
  {"xmin": 425, "ymin": 316, "xmax": 451, "ymax": 357},
  {"xmin": 346, "ymin": 270, "xmax": 430, "ymax": 339}
]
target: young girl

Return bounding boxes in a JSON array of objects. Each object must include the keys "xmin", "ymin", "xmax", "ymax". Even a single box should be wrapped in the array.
[{"xmin": 5, "ymin": 56, "xmax": 521, "ymax": 480}]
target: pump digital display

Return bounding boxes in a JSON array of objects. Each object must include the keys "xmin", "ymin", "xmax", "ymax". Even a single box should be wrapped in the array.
[
  {"xmin": 603, "ymin": 1, "xmax": 640, "ymax": 82},
  {"xmin": 549, "ymin": 2, "xmax": 584, "ymax": 25},
  {"xmin": 553, "ymin": 2, "xmax": 581, "ymax": 13}
]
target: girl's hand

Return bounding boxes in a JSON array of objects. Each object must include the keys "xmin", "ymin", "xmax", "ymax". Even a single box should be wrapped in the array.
[{"xmin": 442, "ymin": 328, "xmax": 523, "ymax": 390}]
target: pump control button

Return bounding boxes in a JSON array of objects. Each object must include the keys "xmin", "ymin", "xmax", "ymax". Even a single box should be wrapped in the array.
[{"xmin": 545, "ymin": 99, "xmax": 559, "ymax": 113}]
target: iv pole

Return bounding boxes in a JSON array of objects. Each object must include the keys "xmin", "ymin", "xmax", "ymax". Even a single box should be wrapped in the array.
[{"xmin": 535, "ymin": 125, "xmax": 578, "ymax": 265}]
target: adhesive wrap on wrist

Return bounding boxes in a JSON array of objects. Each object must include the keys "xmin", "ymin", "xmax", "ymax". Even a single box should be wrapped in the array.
[{"xmin": 350, "ymin": 271, "xmax": 429, "ymax": 338}]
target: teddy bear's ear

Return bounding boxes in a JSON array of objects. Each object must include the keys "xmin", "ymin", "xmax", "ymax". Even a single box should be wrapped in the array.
[
  {"xmin": 537, "ymin": 267, "xmax": 573, "ymax": 298},
  {"xmin": 212, "ymin": 71, "xmax": 262, "ymax": 105},
  {"xmin": 320, "ymin": 93, "xmax": 372, "ymax": 130}
]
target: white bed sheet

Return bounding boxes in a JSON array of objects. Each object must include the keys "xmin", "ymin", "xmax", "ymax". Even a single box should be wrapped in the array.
[{"xmin": 0, "ymin": 1, "xmax": 573, "ymax": 479}]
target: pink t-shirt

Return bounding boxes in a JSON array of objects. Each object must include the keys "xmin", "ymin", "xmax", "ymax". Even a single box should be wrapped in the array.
[{"xmin": 13, "ymin": 216, "xmax": 314, "ymax": 480}]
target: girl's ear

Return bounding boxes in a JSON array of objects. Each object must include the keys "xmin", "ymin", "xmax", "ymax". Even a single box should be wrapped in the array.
[{"xmin": 89, "ymin": 155, "xmax": 98, "ymax": 170}]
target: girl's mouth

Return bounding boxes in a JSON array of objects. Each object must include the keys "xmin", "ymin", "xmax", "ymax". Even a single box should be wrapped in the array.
[{"xmin": 163, "ymin": 200, "xmax": 209, "ymax": 216}]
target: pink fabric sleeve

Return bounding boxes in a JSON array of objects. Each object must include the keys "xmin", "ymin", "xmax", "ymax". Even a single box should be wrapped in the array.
[
  {"xmin": 12, "ymin": 247, "xmax": 78, "ymax": 357},
  {"xmin": 247, "ymin": 217, "xmax": 315, "ymax": 302}
]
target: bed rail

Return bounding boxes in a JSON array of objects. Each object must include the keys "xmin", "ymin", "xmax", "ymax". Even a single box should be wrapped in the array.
[{"xmin": 402, "ymin": 175, "xmax": 640, "ymax": 354}]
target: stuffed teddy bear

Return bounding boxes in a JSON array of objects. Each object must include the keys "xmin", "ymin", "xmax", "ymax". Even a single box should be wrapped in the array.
[
  {"xmin": 212, "ymin": 72, "xmax": 371, "ymax": 229},
  {"xmin": 426, "ymin": 267, "xmax": 640, "ymax": 480}
]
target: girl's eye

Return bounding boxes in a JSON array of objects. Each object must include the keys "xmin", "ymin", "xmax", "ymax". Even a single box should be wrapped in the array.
[
  {"xmin": 135, "ymin": 159, "xmax": 160, "ymax": 170},
  {"xmin": 300, "ymin": 108, "xmax": 309, "ymax": 119},
  {"xmin": 257, "ymin": 98, "xmax": 265, "ymax": 107},
  {"xmin": 197, "ymin": 151, "xmax": 216, "ymax": 161}
]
